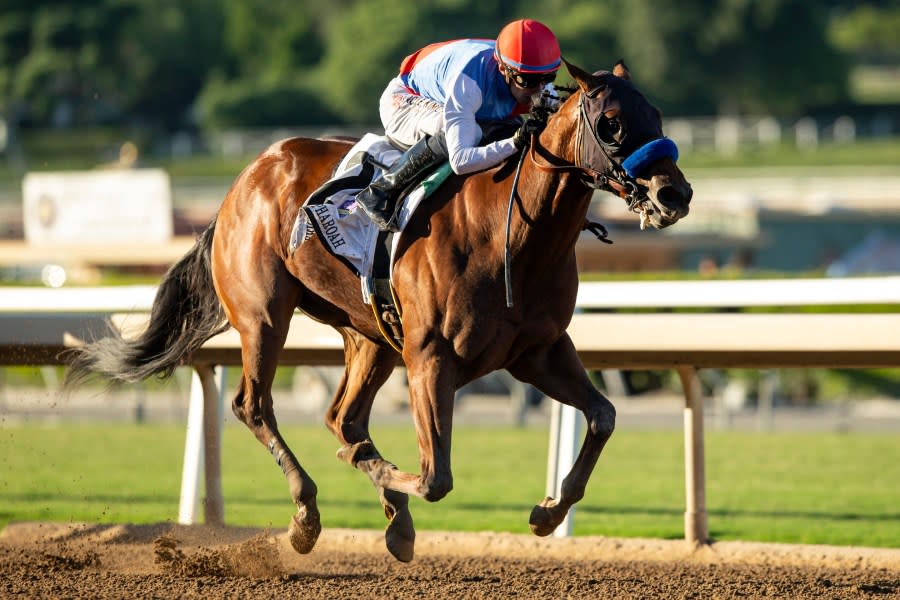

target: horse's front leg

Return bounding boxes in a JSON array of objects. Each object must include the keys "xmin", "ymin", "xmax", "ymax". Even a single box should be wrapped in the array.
[
  {"xmin": 507, "ymin": 332, "xmax": 616, "ymax": 536},
  {"xmin": 356, "ymin": 345, "xmax": 457, "ymax": 503},
  {"xmin": 324, "ymin": 330, "xmax": 415, "ymax": 562}
]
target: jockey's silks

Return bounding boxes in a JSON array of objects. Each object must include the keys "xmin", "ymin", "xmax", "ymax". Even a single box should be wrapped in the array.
[{"xmin": 399, "ymin": 39, "xmax": 528, "ymax": 121}]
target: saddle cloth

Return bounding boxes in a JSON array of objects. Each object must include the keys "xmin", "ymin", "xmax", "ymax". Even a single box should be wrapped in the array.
[{"xmin": 289, "ymin": 133, "xmax": 451, "ymax": 304}]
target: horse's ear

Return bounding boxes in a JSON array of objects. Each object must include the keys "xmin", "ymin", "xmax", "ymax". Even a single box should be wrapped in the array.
[
  {"xmin": 613, "ymin": 59, "xmax": 631, "ymax": 80},
  {"xmin": 562, "ymin": 57, "xmax": 594, "ymax": 93}
]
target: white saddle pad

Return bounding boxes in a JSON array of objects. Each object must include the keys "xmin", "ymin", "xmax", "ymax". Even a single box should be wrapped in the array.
[{"xmin": 289, "ymin": 133, "xmax": 447, "ymax": 304}]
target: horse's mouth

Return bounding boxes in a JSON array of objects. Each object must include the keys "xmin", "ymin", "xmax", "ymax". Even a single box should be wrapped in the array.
[{"xmin": 645, "ymin": 181, "xmax": 692, "ymax": 229}]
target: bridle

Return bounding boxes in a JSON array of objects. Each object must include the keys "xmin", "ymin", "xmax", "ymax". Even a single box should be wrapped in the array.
[
  {"xmin": 574, "ymin": 87, "xmax": 647, "ymax": 215},
  {"xmin": 527, "ymin": 83, "xmax": 676, "ymax": 225}
]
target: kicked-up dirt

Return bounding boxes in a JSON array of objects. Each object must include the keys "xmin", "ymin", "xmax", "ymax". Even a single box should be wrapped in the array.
[{"xmin": 1, "ymin": 521, "xmax": 899, "ymax": 599}]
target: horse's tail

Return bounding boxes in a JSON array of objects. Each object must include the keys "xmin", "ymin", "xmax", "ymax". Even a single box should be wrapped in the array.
[{"xmin": 66, "ymin": 219, "xmax": 229, "ymax": 385}]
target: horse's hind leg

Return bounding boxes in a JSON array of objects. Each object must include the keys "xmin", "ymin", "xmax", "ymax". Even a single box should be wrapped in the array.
[
  {"xmin": 507, "ymin": 332, "xmax": 616, "ymax": 536},
  {"xmin": 215, "ymin": 262, "xmax": 321, "ymax": 554},
  {"xmin": 234, "ymin": 322, "xmax": 322, "ymax": 554},
  {"xmin": 324, "ymin": 330, "xmax": 415, "ymax": 562}
]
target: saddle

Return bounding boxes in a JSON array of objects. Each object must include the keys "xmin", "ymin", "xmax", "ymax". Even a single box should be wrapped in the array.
[{"xmin": 290, "ymin": 134, "xmax": 452, "ymax": 351}]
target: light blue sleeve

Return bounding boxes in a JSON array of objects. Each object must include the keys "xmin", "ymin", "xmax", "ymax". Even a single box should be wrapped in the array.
[{"xmin": 443, "ymin": 74, "xmax": 518, "ymax": 175}]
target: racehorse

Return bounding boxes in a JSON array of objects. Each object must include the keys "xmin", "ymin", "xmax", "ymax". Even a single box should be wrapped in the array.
[{"xmin": 66, "ymin": 60, "xmax": 692, "ymax": 562}]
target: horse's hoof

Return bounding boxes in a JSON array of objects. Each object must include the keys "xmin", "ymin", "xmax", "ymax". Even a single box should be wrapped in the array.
[
  {"xmin": 529, "ymin": 496, "xmax": 561, "ymax": 537},
  {"xmin": 288, "ymin": 505, "xmax": 321, "ymax": 554},
  {"xmin": 384, "ymin": 506, "xmax": 415, "ymax": 562}
]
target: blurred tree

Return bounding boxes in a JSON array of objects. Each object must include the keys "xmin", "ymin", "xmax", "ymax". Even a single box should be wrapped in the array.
[
  {"xmin": 195, "ymin": 0, "xmax": 339, "ymax": 127},
  {"xmin": 121, "ymin": 0, "xmax": 225, "ymax": 129},
  {"xmin": 0, "ymin": 0, "xmax": 866, "ymax": 131},
  {"xmin": 311, "ymin": 0, "xmax": 431, "ymax": 124},
  {"xmin": 612, "ymin": 0, "xmax": 849, "ymax": 116},
  {"xmin": 220, "ymin": 0, "xmax": 325, "ymax": 79},
  {"xmin": 0, "ymin": 0, "xmax": 139, "ymax": 126},
  {"xmin": 532, "ymin": 1, "xmax": 619, "ymax": 75},
  {"xmin": 197, "ymin": 77, "xmax": 340, "ymax": 128},
  {"xmin": 0, "ymin": 0, "xmax": 224, "ymax": 131},
  {"xmin": 829, "ymin": 2, "xmax": 900, "ymax": 64}
]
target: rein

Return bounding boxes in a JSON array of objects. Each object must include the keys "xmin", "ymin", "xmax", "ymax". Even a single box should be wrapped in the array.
[{"xmin": 504, "ymin": 148, "xmax": 528, "ymax": 308}]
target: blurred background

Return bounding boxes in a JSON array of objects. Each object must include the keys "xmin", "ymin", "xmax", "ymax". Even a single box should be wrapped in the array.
[{"xmin": 1, "ymin": 0, "xmax": 899, "ymax": 429}]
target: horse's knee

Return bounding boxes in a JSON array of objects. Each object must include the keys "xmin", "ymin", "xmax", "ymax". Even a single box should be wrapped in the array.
[
  {"xmin": 588, "ymin": 396, "xmax": 616, "ymax": 438},
  {"xmin": 420, "ymin": 471, "xmax": 453, "ymax": 502}
]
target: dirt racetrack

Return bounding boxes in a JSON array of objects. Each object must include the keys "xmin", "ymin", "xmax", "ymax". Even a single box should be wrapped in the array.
[{"xmin": 2, "ymin": 521, "xmax": 899, "ymax": 599}]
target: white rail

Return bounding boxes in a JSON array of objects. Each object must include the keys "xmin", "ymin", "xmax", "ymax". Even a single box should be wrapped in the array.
[
  {"xmin": 2, "ymin": 276, "xmax": 897, "ymax": 313},
  {"xmin": 575, "ymin": 276, "xmax": 900, "ymax": 308}
]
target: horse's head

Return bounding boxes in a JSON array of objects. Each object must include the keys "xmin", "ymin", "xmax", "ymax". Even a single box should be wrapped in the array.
[{"xmin": 562, "ymin": 60, "xmax": 692, "ymax": 229}]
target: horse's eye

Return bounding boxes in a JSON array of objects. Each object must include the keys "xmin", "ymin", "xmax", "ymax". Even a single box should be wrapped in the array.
[{"xmin": 595, "ymin": 116, "xmax": 622, "ymax": 146}]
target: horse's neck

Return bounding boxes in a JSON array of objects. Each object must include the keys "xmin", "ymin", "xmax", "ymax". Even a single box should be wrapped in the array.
[
  {"xmin": 513, "ymin": 170, "xmax": 590, "ymax": 268},
  {"xmin": 513, "ymin": 114, "xmax": 591, "ymax": 254}
]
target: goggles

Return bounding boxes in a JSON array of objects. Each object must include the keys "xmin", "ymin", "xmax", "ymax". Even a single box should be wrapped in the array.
[{"xmin": 505, "ymin": 67, "xmax": 557, "ymax": 89}]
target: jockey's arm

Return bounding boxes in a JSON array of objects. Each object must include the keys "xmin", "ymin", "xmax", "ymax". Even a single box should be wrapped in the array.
[{"xmin": 443, "ymin": 75, "xmax": 519, "ymax": 175}]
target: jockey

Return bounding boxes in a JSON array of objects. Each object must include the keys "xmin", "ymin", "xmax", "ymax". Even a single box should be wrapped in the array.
[{"xmin": 355, "ymin": 18, "xmax": 562, "ymax": 231}]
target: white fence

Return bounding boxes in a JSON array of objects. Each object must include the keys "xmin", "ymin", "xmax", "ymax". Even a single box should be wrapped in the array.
[{"xmin": 664, "ymin": 114, "xmax": 893, "ymax": 154}]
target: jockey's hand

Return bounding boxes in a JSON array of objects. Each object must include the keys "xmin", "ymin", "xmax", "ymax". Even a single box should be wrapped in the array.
[{"xmin": 513, "ymin": 117, "xmax": 546, "ymax": 149}]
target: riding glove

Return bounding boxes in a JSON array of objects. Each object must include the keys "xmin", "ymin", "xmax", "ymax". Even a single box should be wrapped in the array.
[{"xmin": 512, "ymin": 117, "xmax": 546, "ymax": 149}]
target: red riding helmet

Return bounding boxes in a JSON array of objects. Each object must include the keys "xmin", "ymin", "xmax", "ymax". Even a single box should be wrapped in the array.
[{"xmin": 495, "ymin": 19, "xmax": 561, "ymax": 74}]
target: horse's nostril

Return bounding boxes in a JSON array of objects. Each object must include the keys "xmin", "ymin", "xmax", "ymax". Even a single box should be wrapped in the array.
[{"xmin": 657, "ymin": 186, "xmax": 689, "ymax": 212}]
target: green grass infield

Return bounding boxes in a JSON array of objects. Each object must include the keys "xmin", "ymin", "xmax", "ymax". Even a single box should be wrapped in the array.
[{"xmin": 0, "ymin": 423, "xmax": 897, "ymax": 548}]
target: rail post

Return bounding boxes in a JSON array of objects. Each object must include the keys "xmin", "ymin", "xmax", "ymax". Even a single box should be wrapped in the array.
[
  {"xmin": 546, "ymin": 401, "xmax": 583, "ymax": 537},
  {"xmin": 678, "ymin": 366, "xmax": 709, "ymax": 546},
  {"xmin": 178, "ymin": 364, "xmax": 226, "ymax": 525}
]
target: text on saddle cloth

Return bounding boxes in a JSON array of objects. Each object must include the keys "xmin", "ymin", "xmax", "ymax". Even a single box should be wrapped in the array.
[{"xmin": 289, "ymin": 133, "xmax": 452, "ymax": 303}]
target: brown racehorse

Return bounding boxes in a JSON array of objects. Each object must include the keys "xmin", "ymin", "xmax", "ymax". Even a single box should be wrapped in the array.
[{"xmin": 66, "ymin": 61, "xmax": 691, "ymax": 562}]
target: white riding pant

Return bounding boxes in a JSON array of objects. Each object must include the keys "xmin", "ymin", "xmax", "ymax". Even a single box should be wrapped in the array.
[
  {"xmin": 379, "ymin": 77, "xmax": 444, "ymax": 150},
  {"xmin": 377, "ymin": 76, "xmax": 520, "ymax": 174}
]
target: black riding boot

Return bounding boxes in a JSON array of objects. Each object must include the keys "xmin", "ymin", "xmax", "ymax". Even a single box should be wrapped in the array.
[{"xmin": 356, "ymin": 135, "xmax": 445, "ymax": 231}]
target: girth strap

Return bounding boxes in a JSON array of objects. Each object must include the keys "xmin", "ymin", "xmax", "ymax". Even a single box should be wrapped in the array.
[{"xmin": 367, "ymin": 229, "xmax": 404, "ymax": 352}]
